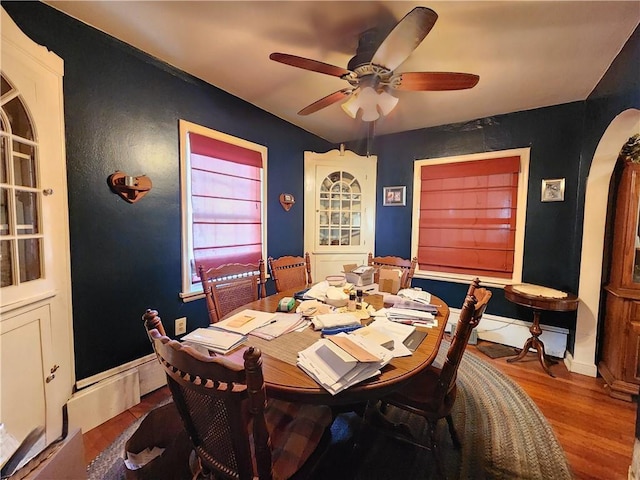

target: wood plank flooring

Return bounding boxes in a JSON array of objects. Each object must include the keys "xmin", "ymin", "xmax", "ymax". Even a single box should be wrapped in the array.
[{"xmin": 83, "ymin": 339, "xmax": 637, "ymax": 479}]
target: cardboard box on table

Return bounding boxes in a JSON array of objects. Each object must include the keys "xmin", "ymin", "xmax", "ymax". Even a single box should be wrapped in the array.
[
  {"xmin": 378, "ymin": 268, "xmax": 403, "ymax": 294},
  {"xmin": 342, "ymin": 264, "xmax": 374, "ymax": 287}
]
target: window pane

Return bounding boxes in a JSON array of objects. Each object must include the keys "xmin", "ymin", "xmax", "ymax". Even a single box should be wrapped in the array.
[
  {"xmin": 15, "ymin": 190, "xmax": 39, "ymax": 234},
  {"xmin": 1, "ymin": 75, "xmax": 12, "ymax": 96},
  {"xmin": 0, "ymin": 188, "xmax": 8, "ymax": 236},
  {"xmin": 0, "ymin": 134, "xmax": 7, "ymax": 184},
  {"xmin": 0, "ymin": 240, "xmax": 13, "ymax": 287},
  {"xmin": 4, "ymin": 97, "xmax": 33, "ymax": 140},
  {"xmin": 13, "ymin": 141, "xmax": 37, "ymax": 187},
  {"xmin": 18, "ymin": 237, "xmax": 41, "ymax": 282}
]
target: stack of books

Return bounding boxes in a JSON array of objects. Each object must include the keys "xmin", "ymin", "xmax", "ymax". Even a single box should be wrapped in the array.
[{"xmin": 297, "ymin": 332, "xmax": 393, "ymax": 395}]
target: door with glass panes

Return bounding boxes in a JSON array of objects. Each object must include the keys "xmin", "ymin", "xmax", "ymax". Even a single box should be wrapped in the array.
[
  {"xmin": 1, "ymin": 8, "xmax": 73, "ymax": 452},
  {"xmin": 304, "ymin": 149, "xmax": 376, "ymax": 282}
]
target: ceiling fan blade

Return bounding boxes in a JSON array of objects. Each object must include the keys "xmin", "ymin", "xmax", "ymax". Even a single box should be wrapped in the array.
[
  {"xmin": 298, "ymin": 88, "xmax": 354, "ymax": 115},
  {"xmin": 371, "ymin": 7, "xmax": 438, "ymax": 71},
  {"xmin": 269, "ymin": 52, "xmax": 351, "ymax": 78},
  {"xmin": 393, "ymin": 72, "xmax": 480, "ymax": 91}
]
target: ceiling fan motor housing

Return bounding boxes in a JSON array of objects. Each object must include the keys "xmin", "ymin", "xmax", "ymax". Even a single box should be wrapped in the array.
[{"xmin": 347, "ymin": 28, "xmax": 383, "ymax": 71}]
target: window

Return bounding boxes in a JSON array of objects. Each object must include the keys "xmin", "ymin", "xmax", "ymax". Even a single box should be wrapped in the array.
[
  {"xmin": 318, "ymin": 171, "xmax": 362, "ymax": 246},
  {"xmin": 179, "ymin": 120, "xmax": 267, "ymax": 299},
  {"xmin": 411, "ymin": 148, "xmax": 529, "ymax": 286},
  {"xmin": 1, "ymin": 73, "xmax": 43, "ymax": 289}
]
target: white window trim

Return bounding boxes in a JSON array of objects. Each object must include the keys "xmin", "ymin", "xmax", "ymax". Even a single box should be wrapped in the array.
[
  {"xmin": 411, "ymin": 147, "xmax": 530, "ymax": 288},
  {"xmin": 178, "ymin": 120, "xmax": 268, "ymax": 301}
]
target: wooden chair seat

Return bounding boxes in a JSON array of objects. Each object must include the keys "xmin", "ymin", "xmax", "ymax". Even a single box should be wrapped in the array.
[
  {"xmin": 367, "ymin": 253, "xmax": 418, "ymax": 290},
  {"xmin": 268, "ymin": 253, "xmax": 312, "ymax": 293}
]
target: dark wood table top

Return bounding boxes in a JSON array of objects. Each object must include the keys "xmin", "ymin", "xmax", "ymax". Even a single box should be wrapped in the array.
[
  {"xmin": 504, "ymin": 284, "xmax": 579, "ymax": 312},
  {"xmin": 223, "ymin": 289, "xmax": 449, "ymax": 405}
]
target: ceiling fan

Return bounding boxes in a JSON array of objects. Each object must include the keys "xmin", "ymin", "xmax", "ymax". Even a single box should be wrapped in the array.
[{"xmin": 269, "ymin": 7, "xmax": 479, "ymax": 122}]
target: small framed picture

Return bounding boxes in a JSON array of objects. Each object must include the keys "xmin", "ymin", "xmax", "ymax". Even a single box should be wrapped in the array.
[
  {"xmin": 541, "ymin": 178, "xmax": 565, "ymax": 202},
  {"xmin": 383, "ymin": 186, "xmax": 406, "ymax": 206}
]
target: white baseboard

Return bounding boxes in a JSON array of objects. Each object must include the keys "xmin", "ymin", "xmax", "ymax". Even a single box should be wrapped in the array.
[
  {"xmin": 67, "ymin": 355, "xmax": 166, "ymax": 433},
  {"xmin": 446, "ymin": 309, "xmax": 569, "ymax": 358},
  {"xmin": 563, "ymin": 351, "xmax": 598, "ymax": 377}
]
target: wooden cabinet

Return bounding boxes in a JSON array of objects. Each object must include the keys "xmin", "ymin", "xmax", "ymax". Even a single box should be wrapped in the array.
[{"xmin": 599, "ymin": 160, "xmax": 640, "ymax": 401}]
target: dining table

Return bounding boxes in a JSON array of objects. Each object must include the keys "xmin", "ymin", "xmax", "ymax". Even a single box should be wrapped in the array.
[{"xmin": 222, "ymin": 288, "xmax": 449, "ymax": 405}]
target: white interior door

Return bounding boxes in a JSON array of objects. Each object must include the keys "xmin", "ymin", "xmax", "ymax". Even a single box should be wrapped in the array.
[{"xmin": 304, "ymin": 149, "xmax": 376, "ymax": 282}]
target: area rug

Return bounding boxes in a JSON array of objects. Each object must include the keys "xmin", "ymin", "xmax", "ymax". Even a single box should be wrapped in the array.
[{"xmin": 87, "ymin": 347, "xmax": 573, "ymax": 480}]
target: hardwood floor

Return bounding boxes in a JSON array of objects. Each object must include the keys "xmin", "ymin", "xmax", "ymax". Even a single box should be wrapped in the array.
[{"xmin": 83, "ymin": 339, "xmax": 637, "ymax": 479}]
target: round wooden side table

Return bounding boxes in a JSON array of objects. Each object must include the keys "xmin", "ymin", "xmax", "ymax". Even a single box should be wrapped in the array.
[{"xmin": 504, "ymin": 284, "xmax": 579, "ymax": 377}]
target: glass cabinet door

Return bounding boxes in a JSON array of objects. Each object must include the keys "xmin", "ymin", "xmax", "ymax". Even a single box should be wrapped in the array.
[{"xmin": 317, "ymin": 170, "xmax": 362, "ymax": 248}]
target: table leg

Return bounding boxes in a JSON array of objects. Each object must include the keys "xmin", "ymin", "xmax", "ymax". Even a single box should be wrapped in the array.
[{"xmin": 507, "ymin": 310, "xmax": 556, "ymax": 377}]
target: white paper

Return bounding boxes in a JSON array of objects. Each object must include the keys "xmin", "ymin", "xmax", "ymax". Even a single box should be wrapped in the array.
[
  {"xmin": 311, "ymin": 313, "xmax": 360, "ymax": 330},
  {"xmin": 249, "ymin": 313, "xmax": 305, "ymax": 340},
  {"xmin": 215, "ymin": 309, "xmax": 276, "ymax": 334},
  {"xmin": 182, "ymin": 327, "xmax": 246, "ymax": 353}
]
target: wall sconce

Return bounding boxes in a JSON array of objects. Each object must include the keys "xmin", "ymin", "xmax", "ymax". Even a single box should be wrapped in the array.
[
  {"xmin": 279, "ymin": 193, "xmax": 295, "ymax": 211},
  {"xmin": 107, "ymin": 171, "xmax": 152, "ymax": 203}
]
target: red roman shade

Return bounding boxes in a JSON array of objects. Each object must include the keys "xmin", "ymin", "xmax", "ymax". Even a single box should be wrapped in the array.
[
  {"xmin": 189, "ymin": 132, "xmax": 263, "ymax": 283},
  {"xmin": 417, "ymin": 156, "xmax": 520, "ymax": 279}
]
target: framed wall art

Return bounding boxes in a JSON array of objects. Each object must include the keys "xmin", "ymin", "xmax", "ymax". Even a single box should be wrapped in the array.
[
  {"xmin": 383, "ymin": 186, "xmax": 406, "ymax": 206},
  {"xmin": 541, "ymin": 178, "xmax": 565, "ymax": 202}
]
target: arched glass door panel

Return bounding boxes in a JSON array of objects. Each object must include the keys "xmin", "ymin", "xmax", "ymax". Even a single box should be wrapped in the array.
[
  {"xmin": 318, "ymin": 170, "xmax": 362, "ymax": 247},
  {"xmin": 0, "ymin": 73, "xmax": 42, "ymax": 288}
]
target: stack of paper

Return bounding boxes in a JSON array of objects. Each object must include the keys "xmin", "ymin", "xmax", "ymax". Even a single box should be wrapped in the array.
[
  {"xmin": 214, "ymin": 309, "xmax": 276, "ymax": 334},
  {"xmin": 352, "ymin": 318, "xmax": 415, "ymax": 357},
  {"xmin": 249, "ymin": 313, "xmax": 307, "ymax": 340},
  {"xmin": 387, "ymin": 307, "xmax": 437, "ymax": 327},
  {"xmin": 182, "ymin": 327, "xmax": 246, "ymax": 354},
  {"xmin": 297, "ymin": 333, "xmax": 393, "ymax": 395},
  {"xmin": 310, "ymin": 312, "xmax": 361, "ymax": 331}
]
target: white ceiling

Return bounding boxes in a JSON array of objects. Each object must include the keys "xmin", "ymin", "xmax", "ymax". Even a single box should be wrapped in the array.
[{"xmin": 45, "ymin": 1, "xmax": 639, "ymax": 144}]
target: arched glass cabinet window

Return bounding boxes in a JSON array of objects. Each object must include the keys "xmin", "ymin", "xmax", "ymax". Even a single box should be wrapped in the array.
[
  {"xmin": 0, "ymin": 73, "xmax": 42, "ymax": 288},
  {"xmin": 318, "ymin": 170, "xmax": 361, "ymax": 247}
]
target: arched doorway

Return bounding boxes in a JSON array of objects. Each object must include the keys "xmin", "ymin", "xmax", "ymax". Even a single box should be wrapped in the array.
[{"xmin": 569, "ymin": 109, "xmax": 640, "ymax": 376}]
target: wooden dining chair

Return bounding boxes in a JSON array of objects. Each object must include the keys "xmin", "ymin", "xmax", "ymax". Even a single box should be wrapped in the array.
[
  {"xmin": 145, "ymin": 309, "xmax": 333, "ymax": 480},
  {"xmin": 199, "ymin": 260, "xmax": 266, "ymax": 323},
  {"xmin": 368, "ymin": 278, "xmax": 491, "ymax": 478},
  {"xmin": 267, "ymin": 253, "xmax": 312, "ymax": 293},
  {"xmin": 367, "ymin": 253, "xmax": 418, "ymax": 290}
]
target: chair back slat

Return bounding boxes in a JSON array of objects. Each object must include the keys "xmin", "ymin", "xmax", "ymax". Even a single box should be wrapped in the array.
[
  {"xmin": 149, "ymin": 322, "xmax": 273, "ymax": 480},
  {"xmin": 268, "ymin": 253, "xmax": 312, "ymax": 293},
  {"xmin": 367, "ymin": 253, "xmax": 418, "ymax": 289},
  {"xmin": 437, "ymin": 278, "xmax": 492, "ymax": 402},
  {"xmin": 199, "ymin": 260, "xmax": 266, "ymax": 323}
]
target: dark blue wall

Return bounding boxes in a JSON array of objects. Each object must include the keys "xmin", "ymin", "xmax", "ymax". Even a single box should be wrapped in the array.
[
  {"xmin": 3, "ymin": 2, "xmax": 333, "ymax": 380},
  {"xmin": 348, "ymin": 103, "xmax": 587, "ymax": 326},
  {"xmin": 3, "ymin": 2, "xmax": 638, "ymax": 377}
]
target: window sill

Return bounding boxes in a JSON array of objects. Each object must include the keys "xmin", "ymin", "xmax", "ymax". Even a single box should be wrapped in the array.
[{"xmin": 413, "ymin": 271, "xmax": 521, "ymax": 289}]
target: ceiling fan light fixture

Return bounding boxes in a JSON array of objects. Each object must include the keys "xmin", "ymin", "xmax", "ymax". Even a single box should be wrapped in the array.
[
  {"xmin": 376, "ymin": 89, "xmax": 399, "ymax": 116},
  {"xmin": 341, "ymin": 86, "xmax": 398, "ymax": 122}
]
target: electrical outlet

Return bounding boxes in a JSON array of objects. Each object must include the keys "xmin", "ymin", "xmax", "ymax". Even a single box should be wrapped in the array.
[{"xmin": 175, "ymin": 317, "xmax": 187, "ymax": 335}]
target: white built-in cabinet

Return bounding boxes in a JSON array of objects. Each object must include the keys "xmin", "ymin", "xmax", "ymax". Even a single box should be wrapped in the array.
[{"xmin": 0, "ymin": 7, "xmax": 74, "ymax": 453}]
